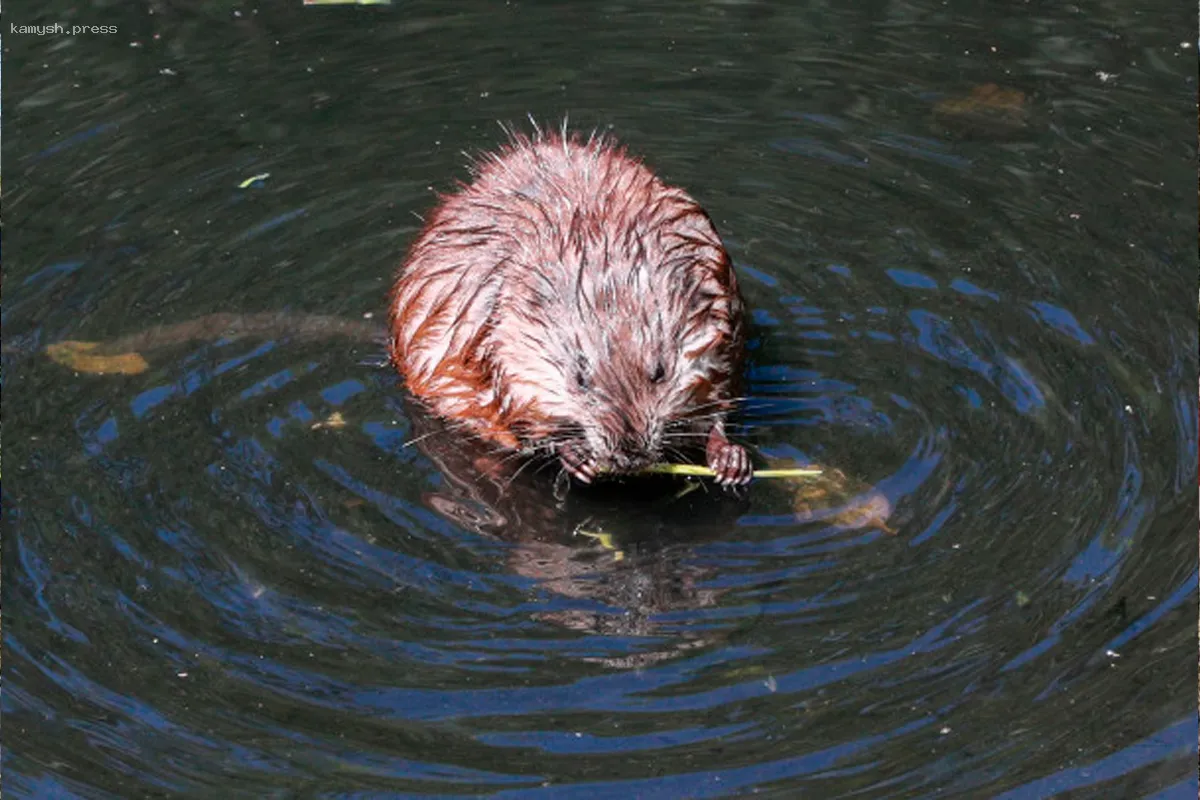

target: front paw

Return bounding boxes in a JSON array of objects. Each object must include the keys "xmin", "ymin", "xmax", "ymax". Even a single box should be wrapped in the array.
[
  {"xmin": 559, "ymin": 443, "xmax": 599, "ymax": 484},
  {"xmin": 707, "ymin": 441, "xmax": 753, "ymax": 487}
]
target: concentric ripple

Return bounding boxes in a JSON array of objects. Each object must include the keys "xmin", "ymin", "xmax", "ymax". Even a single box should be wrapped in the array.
[{"xmin": 4, "ymin": 2, "xmax": 1196, "ymax": 797}]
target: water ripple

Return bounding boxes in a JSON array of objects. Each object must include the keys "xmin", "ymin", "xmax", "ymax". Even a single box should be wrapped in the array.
[{"xmin": 4, "ymin": 2, "xmax": 1194, "ymax": 794}]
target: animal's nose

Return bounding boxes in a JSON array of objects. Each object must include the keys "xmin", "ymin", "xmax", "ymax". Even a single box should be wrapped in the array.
[{"xmin": 612, "ymin": 435, "xmax": 651, "ymax": 469}]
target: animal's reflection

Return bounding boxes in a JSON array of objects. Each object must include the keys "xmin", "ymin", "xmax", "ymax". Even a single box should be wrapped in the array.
[{"xmin": 406, "ymin": 401, "xmax": 750, "ymax": 666}]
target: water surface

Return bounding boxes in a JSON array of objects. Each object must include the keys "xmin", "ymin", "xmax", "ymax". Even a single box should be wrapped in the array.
[{"xmin": 3, "ymin": 1, "xmax": 1197, "ymax": 796}]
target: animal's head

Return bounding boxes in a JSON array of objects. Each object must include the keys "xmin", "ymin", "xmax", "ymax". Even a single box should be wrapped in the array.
[{"xmin": 497, "ymin": 200, "xmax": 744, "ymax": 471}]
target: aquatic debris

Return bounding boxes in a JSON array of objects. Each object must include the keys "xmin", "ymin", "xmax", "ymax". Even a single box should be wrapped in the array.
[
  {"xmin": 237, "ymin": 172, "xmax": 271, "ymax": 188},
  {"xmin": 668, "ymin": 481, "xmax": 702, "ymax": 502},
  {"xmin": 933, "ymin": 83, "xmax": 1030, "ymax": 138},
  {"xmin": 45, "ymin": 341, "xmax": 149, "ymax": 375},
  {"xmin": 574, "ymin": 528, "xmax": 624, "ymax": 561},
  {"xmin": 776, "ymin": 462, "xmax": 895, "ymax": 534},
  {"xmin": 311, "ymin": 412, "xmax": 347, "ymax": 430}
]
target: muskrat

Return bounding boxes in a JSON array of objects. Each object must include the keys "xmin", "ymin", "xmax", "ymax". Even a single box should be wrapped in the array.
[{"xmin": 387, "ymin": 128, "xmax": 752, "ymax": 486}]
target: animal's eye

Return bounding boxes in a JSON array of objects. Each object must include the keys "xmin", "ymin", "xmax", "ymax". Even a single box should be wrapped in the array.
[
  {"xmin": 650, "ymin": 362, "xmax": 666, "ymax": 384},
  {"xmin": 575, "ymin": 371, "xmax": 589, "ymax": 390}
]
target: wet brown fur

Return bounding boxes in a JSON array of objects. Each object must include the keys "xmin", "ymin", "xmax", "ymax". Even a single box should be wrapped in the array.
[{"xmin": 388, "ymin": 128, "xmax": 747, "ymax": 479}]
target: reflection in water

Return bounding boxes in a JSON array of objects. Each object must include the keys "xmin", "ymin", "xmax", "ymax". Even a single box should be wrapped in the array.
[
  {"xmin": 3, "ymin": 0, "xmax": 1196, "ymax": 795},
  {"xmin": 324, "ymin": 397, "xmax": 889, "ymax": 669}
]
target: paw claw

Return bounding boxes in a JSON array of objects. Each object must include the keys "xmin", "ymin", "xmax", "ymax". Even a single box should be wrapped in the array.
[
  {"xmin": 708, "ymin": 442, "xmax": 752, "ymax": 487},
  {"xmin": 560, "ymin": 444, "xmax": 598, "ymax": 484}
]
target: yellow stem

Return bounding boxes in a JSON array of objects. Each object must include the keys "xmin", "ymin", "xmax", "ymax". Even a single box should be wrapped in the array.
[{"xmin": 629, "ymin": 464, "xmax": 823, "ymax": 479}]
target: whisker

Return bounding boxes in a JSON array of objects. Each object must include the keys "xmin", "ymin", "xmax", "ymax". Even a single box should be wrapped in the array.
[
  {"xmin": 532, "ymin": 457, "xmax": 562, "ymax": 478},
  {"xmin": 663, "ymin": 444, "xmax": 693, "ymax": 465},
  {"xmin": 686, "ymin": 395, "xmax": 751, "ymax": 413},
  {"xmin": 401, "ymin": 426, "xmax": 459, "ymax": 449},
  {"xmin": 499, "ymin": 454, "xmax": 539, "ymax": 493},
  {"xmin": 494, "ymin": 450, "xmax": 530, "ymax": 469}
]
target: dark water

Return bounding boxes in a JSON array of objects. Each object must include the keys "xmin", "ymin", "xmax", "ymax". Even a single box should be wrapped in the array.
[{"xmin": 4, "ymin": 1, "xmax": 1198, "ymax": 797}]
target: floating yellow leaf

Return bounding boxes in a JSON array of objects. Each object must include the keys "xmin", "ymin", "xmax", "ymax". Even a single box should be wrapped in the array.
[
  {"xmin": 45, "ymin": 341, "xmax": 149, "ymax": 375},
  {"xmin": 312, "ymin": 412, "xmax": 347, "ymax": 430}
]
